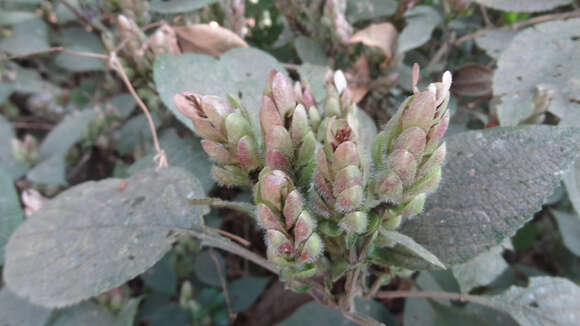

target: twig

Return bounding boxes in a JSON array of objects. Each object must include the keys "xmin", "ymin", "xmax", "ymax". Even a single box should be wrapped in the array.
[
  {"xmin": 108, "ymin": 53, "xmax": 167, "ymax": 168},
  {"xmin": 59, "ymin": 0, "xmax": 95, "ymax": 32},
  {"xmin": 209, "ymin": 248, "xmax": 235, "ymax": 319},
  {"xmin": 426, "ymin": 30, "xmax": 456, "ymax": 70},
  {"xmin": 282, "ymin": 63, "xmax": 300, "ymax": 71},
  {"xmin": 184, "ymin": 228, "xmax": 279, "ymax": 274},
  {"xmin": 455, "ymin": 9, "xmax": 580, "ymax": 46},
  {"xmin": 342, "ymin": 309, "xmax": 385, "ymax": 326},
  {"xmin": 364, "ymin": 271, "xmax": 389, "ymax": 300},
  {"xmin": 205, "ymin": 226, "xmax": 251, "ymax": 247},
  {"xmin": 479, "ymin": 4, "xmax": 493, "ymax": 27},
  {"xmin": 375, "ymin": 290, "xmax": 494, "ymax": 308}
]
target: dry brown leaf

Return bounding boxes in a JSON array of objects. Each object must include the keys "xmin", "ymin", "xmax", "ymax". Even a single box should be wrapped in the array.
[
  {"xmin": 346, "ymin": 22, "xmax": 398, "ymax": 60},
  {"xmin": 148, "ymin": 24, "xmax": 180, "ymax": 56},
  {"xmin": 174, "ymin": 24, "xmax": 248, "ymax": 57},
  {"xmin": 346, "ymin": 54, "xmax": 370, "ymax": 103},
  {"xmin": 451, "ymin": 63, "xmax": 493, "ymax": 97}
]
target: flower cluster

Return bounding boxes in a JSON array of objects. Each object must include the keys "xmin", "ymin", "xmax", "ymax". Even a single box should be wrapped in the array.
[{"xmin": 174, "ymin": 65, "xmax": 452, "ymax": 278}]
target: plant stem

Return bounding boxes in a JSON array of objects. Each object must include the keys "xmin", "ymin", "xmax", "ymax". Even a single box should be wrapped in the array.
[
  {"xmin": 375, "ymin": 290, "xmax": 494, "ymax": 308},
  {"xmin": 342, "ymin": 309, "xmax": 385, "ymax": 326}
]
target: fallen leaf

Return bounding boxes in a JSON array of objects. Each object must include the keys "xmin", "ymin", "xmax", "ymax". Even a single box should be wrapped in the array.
[
  {"xmin": 451, "ymin": 63, "xmax": 492, "ymax": 97},
  {"xmin": 174, "ymin": 24, "xmax": 248, "ymax": 56},
  {"xmin": 345, "ymin": 54, "xmax": 370, "ymax": 103},
  {"xmin": 346, "ymin": 22, "xmax": 398, "ymax": 60},
  {"xmin": 148, "ymin": 23, "xmax": 180, "ymax": 56}
]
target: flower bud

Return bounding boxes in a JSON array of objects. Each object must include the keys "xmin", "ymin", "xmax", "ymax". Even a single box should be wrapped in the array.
[
  {"xmin": 294, "ymin": 211, "xmax": 315, "ymax": 246},
  {"xmin": 266, "ymin": 126, "xmax": 293, "ymax": 159},
  {"xmin": 333, "ymin": 165, "xmax": 363, "ymax": 196},
  {"xmin": 395, "ymin": 193, "xmax": 426, "ymax": 217},
  {"xmin": 212, "ymin": 165, "xmax": 250, "ymax": 186},
  {"xmin": 340, "ymin": 211, "xmax": 368, "ymax": 234},
  {"xmin": 382, "ymin": 215, "xmax": 402, "ymax": 231},
  {"xmin": 237, "ymin": 135, "xmax": 260, "ymax": 171},
  {"xmin": 266, "ymin": 247, "xmax": 292, "ymax": 267},
  {"xmin": 259, "ymin": 170, "xmax": 293, "ymax": 210},
  {"xmin": 174, "ymin": 92, "xmax": 226, "ymax": 142},
  {"xmin": 297, "ymin": 233, "xmax": 323, "ymax": 264},
  {"xmin": 387, "ymin": 150, "xmax": 417, "ymax": 187},
  {"xmin": 404, "ymin": 166, "xmax": 441, "ymax": 200},
  {"xmin": 290, "ymin": 104, "xmax": 309, "ymax": 144},
  {"xmin": 258, "ymin": 203, "xmax": 285, "ymax": 232},
  {"xmin": 267, "ymin": 229, "xmax": 295, "ymax": 256},
  {"xmin": 401, "ymin": 91, "xmax": 436, "ymax": 132},
  {"xmin": 201, "ymin": 140, "xmax": 234, "ymax": 165},
  {"xmin": 296, "ymin": 132, "xmax": 316, "ymax": 168},
  {"xmin": 376, "ymin": 171, "xmax": 403, "ymax": 204},
  {"xmin": 332, "ymin": 141, "xmax": 360, "ymax": 172},
  {"xmin": 425, "ymin": 111, "xmax": 449, "ymax": 154},
  {"xmin": 417, "ymin": 142, "xmax": 446, "ymax": 179},
  {"xmin": 271, "ymin": 71, "xmax": 296, "ymax": 117},
  {"xmin": 225, "ymin": 112, "xmax": 252, "ymax": 147},
  {"xmin": 391, "ymin": 127, "xmax": 426, "ymax": 160},
  {"xmin": 335, "ymin": 185, "xmax": 363, "ymax": 212},
  {"xmin": 283, "ymin": 190, "xmax": 303, "ymax": 229},
  {"xmin": 266, "ymin": 149, "xmax": 290, "ymax": 171},
  {"xmin": 308, "ymin": 106, "xmax": 321, "ymax": 132}
]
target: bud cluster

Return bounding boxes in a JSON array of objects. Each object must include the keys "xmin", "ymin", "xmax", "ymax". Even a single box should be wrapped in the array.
[
  {"xmin": 260, "ymin": 70, "xmax": 320, "ymax": 187},
  {"xmin": 256, "ymin": 169, "xmax": 323, "ymax": 277},
  {"xmin": 174, "ymin": 92, "xmax": 260, "ymax": 186},
  {"xmin": 310, "ymin": 117, "xmax": 368, "ymax": 234},
  {"xmin": 372, "ymin": 65, "xmax": 452, "ymax": 230},
  {"xmin": 318, "ymin": 70, "xmax": 358, "ymax": 141}
]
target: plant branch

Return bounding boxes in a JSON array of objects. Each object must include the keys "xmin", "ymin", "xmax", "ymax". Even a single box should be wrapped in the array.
[
  {"xmin": 342, "ymin": 309, "xmax": 385, "ymax": 326},
  {"xmin": 204, "ymin": 226, "xmax": 251, "ymax": 247},
  {"xmin": 209, "ymin": 248, "xmax": 235, "ymax": 320},
  {"xmin": 375, "ymin": 290, "xmax": 494, "ymax": 308}
]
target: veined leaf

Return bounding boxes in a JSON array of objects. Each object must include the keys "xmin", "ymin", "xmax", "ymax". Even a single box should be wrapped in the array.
[
  {"xmin": 0, "ymin": 287, "xmax": 52, "ymax": 326},
  {"xmin": 3, "ymin": 167, "xmax": 209, "ymax": 308},
  {"xmin": 372, "ymin": 230, "xmax": 446, "ymax": 270},
  {"xmin": 400, "ymin": 126, "xmax": 580, "ymax": 267}
]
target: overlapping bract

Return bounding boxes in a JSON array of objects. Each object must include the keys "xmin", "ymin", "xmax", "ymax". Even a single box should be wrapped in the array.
[
  {"xmin": 372, "ymin": 65, "xmax": 451, "ymax": 231},
  {"xmin": 174, "ymin": 92, "xmax": 260, "ymax": 186}
]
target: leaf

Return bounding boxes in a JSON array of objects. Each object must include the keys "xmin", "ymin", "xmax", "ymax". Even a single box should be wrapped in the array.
[
  {"xmin": 118, "ymin": 114, "xmax": 160, "ymax": 155},
  {"xmin": 493, "ymin": 19, "xmax": 580, "ymax": 123},
  {"xmin": 346, "ymin": 55, "xmax": 370, "ymax": 103},
  {"xmin": 346, "ymin": 23, "xmax": 397, "ymax": 60},
  {"xmin": 474, "ymin": 29, "xmax": 516, "ymax": 60},
  {"xmin": 0, "ymin": 169, "xmax": 23, "ymax": 264},
  {"xmin": 142, "ymin": 253, "xmax": 177, "ymax": 295},
  {"xmin": 397, "ymin": 6, "xmax": 441, "ymax": 53},
  {"xmin": 373, "ymin": 230, "xmax": 446, "ymax": 270},
  {"xmin": 278, "ymin": 297, "xmax": 396, "ymax": 326},
  {"xmin": 452, "ymin": 243, "xmax": 509, "ymax": 293},
  {"xmin": 228, "ymin": 277, "xmax": 270, "ymax": 313},
  {"xmin": 0, "ymin": 287, "xmax": 52, "ymax": 326},
  {"xmin": 26, "ymin": 155, "xmax": 67, "ymax": 186},
  {"xmin": 3, "ymin": 167, "xmax": 209, "ymax": 308},
  {"xmin": 50, "ymin": 302, "xmax": 121, "ymax": 326},
  {"xmin": 346, "ymin": 0, "xmax": 397, "ymax": 23},
  {"xmin": 399, "ymin": 126, "xmax": 580, "ymax": 267},
  {"xmin": 153, "ymin": 48, "xmax": 286, "ymax": 132},
  {"xmin": 0, "ymin": 11, "xmax": 37, "ymax": 25},
  {"xmin": 174, "ymin": 24, "xmax": 248, "ymax": 57},
  {"xmin": 194, "ymin": 250, "xmax": 225, "ymax": 287},
  {"xmin": 118, "ymin": 297, "xmax": 143, "ymax": 326},
  {"xmin": 54, "ymin": 27, "xmax": 105, "ymax": 72},
  {"xmin": 148, "ymin": 0, "xmax": 218, "ymax": 14},
  {"xmin": 485, "ymin": 276, "xmax": 580, "ymax": 326},
  {"xmin": 129, "ymin": 129, "xmax": 214, "ymax": 193},
  {"xmin": 0, "ymin": 114, "xmax": 28, "ymax": 180},
  {"xmin": 38, "ymin": 110, "xmax": 96, "ymax": 160},
  {"xmin": 0, "ymin": 18, "xmax": 48, "ymax": 55},
  {"xmin": 140, "ymin": 304, "xmax": 191, "ymax": 326},
  {"xmin": 297, "ymin": 63, "xmax": 329, "ymax": 102},
  {"xmin": 294, "ymin": 36, "xmax": 328, "ymax": 66},
  {"xmin": 474, "ymin": 0, "xmax": 574, "ymax": 12},
  {"xmin": 551, "ymin": 209, "xmax": 580, "ymax": 257},
  {"xmin": 563, "ymin": 159, "xmax": 580, "ymax": 215},
  {"xmin": 494, "ymin": 92, "xmax": 535, "ymax": 127},
  {"xmin": 451, "ymin": 63, "xmax": 492, "ymax": 97},
  {"xmin": 107, "ymin": 94, "xmax": 136, "ymax": 120}
]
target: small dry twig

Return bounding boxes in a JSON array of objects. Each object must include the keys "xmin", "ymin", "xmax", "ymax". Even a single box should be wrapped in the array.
[{"xmin": 209, "ymin": 248, "xmax": 235, "ymax": 320}]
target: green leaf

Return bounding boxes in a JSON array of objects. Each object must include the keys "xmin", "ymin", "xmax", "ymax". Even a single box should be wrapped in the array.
[
  {"xmin": 297, "ymin": 63, "xmax": 328, "ymax": 102},
  {"xmin": 107, "ymin": 94, "xmax": 136, "ymax": 120},
  {"xmin": 551, "ymin": 209, "xmax": 580, "ymax": 257},
  {"xmin": 0, "ymin": 11, "xmax": 38, "ymax": 25},
  {"xmin": 397, "ymin": 6, "xmax": 441, "ymax": 53},
  {"xmin": 474, "ymin": 0, "xmax": 574, "ymax": 12},
  {"xmin": 0, "ymin": 169, "xmax": 24, "ymax": 264},
  {"xmin": 3, "ymin": 167, "xmax": 209, "ymax": 308},
  {"xmin": 142, "ymin": 253, "xmax": 177, "ymax": 295},
  {"xmin": 26, "ymin": 154, "xmax": 67, "ymax": 185},
  {"xmin": 373, "ymin": 230, "xmax": 446, "ymax": 270},
  {"xmin": 493, "ymin": 19, "xmax": 580, "ymax": 124},
  {"xmin": 129, "ymin": 129, "xmax": 214, "ymax": 193},
  {"xmin": 118, "ymin": 114, "xmax": 160, "ymax": 155},
  {"xmin": 485, "ymin": 276, "xmax": 580, "ymax": 326},
  {"xmin": 494, "ymin": 92, "xmax": 534, "ymax": 127},
  {"xmin": 148, "ymin": 0, "xmax": 218, "ymax": 13},
  {"xmin": 38, "ymin": 110, "xmax": 96, "ymax": 161},
  {"xmin": 153, "ymin": 48, "xmax": 286, "ymax": 133},
  {"xmin": 399, "ymin": 126, "xmax": 580, "ymax": 267},
  {"xmin": 474, "ymin": 29, "xmax": 516, "ymax": 60},
  {"xmin": 294, "ymin": 36, "xmax": 328, "ymax": 66},
  {"xmin": 141, "ymin": 304, "xmax": 191, "ymax": 326},
  {"xmin": 228, "ymin": 277, "xmax": 270, "ymax": 313},
  {"xmin": 194, "ymin": 250, "xmax": 225, "ymax": 287},
  {"xmin": 118, "ymin": 297, "xmax": 143, "ymax": 326},
  {"xmin": 50, "ymin": 302, "xmax": 121, "ymax": 326},
  {"xmin": 54, "ymin": 27, "xmax": 106, "ymax": 72},
  {"xmin": 346, "ymin": 0, "xmax": 397, "ymax": 23},
  {"xmin": 0, "ymin": 287, "xmax": 52, "ymax": 326},
  {"xmin": 452, "ymin": 242, "xmax": 509, "ymax": 293},
  {"xmin": 278, "ymin": 297, "xmax": 396, "ymax": 326},
  {"xmin": 0, "ymin": 18, "xmax": 49, "ymax": 55},
  {"xmin": 0, "ymin": 114, "xmax": 28, "ymax": 180}
]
